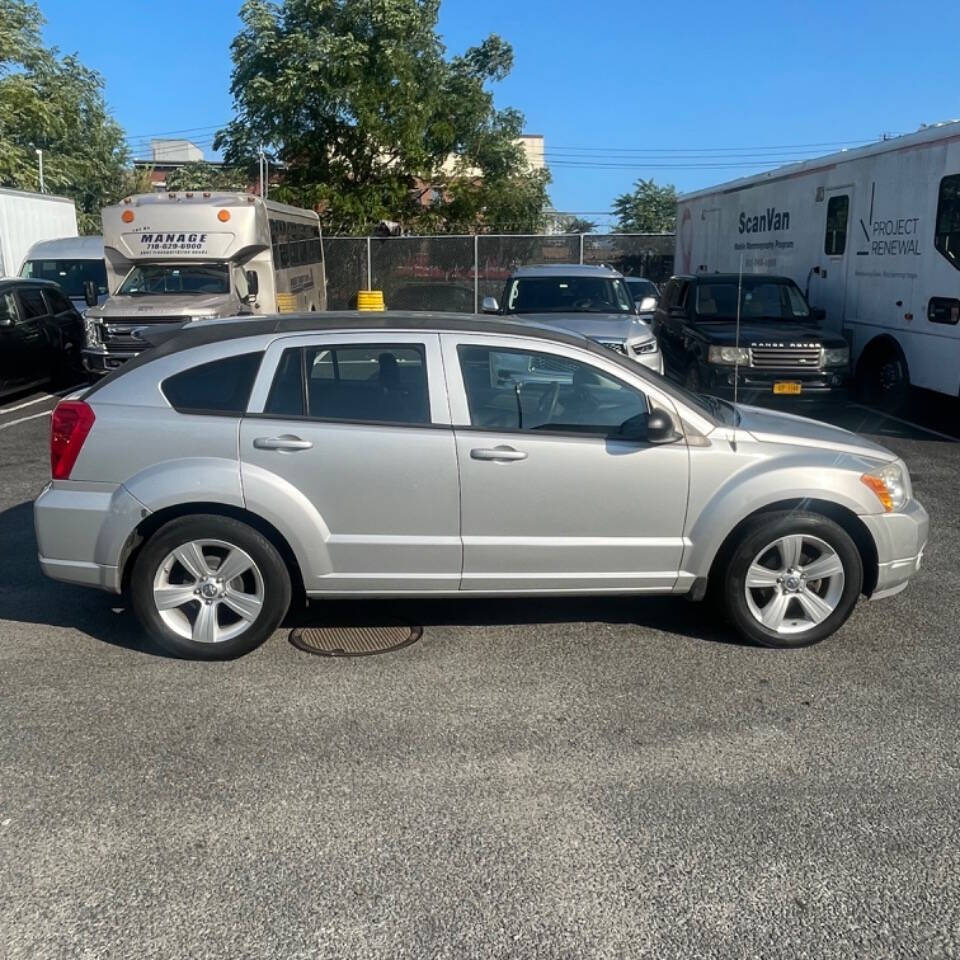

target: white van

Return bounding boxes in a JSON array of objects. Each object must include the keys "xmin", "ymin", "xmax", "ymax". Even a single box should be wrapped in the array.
[
  {"xmin": 19, "ymin": 235, "xmax": 107, "ymax": 312},
  {"xmin": 676, "ymin": 121, "xmax": 960, "ymax": 407}
]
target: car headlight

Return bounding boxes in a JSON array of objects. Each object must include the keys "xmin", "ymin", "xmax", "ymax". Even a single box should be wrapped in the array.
[
  {"xmin": 638, "ymin": 296, "xmax": 658, "ymax": 312},
  {"xmin": 860, "ymin": 461, "xmax": 910, "ymax": 512},
  {"xmin": 83, "ymin": 316, "xmax": 101, "ymax": 347},
  {"xmin": 708, "ymin": 345, "xmax": 750, "ymax": 365},
  {"xmin": 824, "ymin": 346, "xmax": 850, "ymax": 366},
  {"xmin": 631, "ymin": 339, "xmax": 659, "ymax": 355}
]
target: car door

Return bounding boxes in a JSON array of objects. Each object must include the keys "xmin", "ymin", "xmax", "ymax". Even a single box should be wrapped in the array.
[
  {"xmin": 4, "ymin": 287, "xmax": 48, "ymax": 387},
  {"xmin": 240, "ymin": 331, "xmax": 461, "ymax": 593},
  {"xmin": 441, "ymin": 333, "xmax": 690, "ymax": 592},
  {"xmin": 42, "ymin": 286, "xmax": 83, "ymax": 357},
  {"xmin": 0, "ymin": 291, "xmax": 29, "ymax": 393}
]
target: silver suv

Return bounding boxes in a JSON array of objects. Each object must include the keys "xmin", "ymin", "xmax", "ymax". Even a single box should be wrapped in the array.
[
  {"xmin": 483, "ymin": 264, "xmax": 663, "ymax": 373},
  {"xmin": 35, "ymin": 313, "xmax": 927, "ymax": 659}
]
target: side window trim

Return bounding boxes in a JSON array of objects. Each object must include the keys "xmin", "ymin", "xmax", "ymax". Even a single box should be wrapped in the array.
[{"xmin": 245, "ymin": 331, "xmax": 450, "ymax": 425}]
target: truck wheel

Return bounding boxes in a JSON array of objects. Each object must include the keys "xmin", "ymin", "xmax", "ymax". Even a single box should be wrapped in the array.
[
  {"xmin": 857, "ymin": 340, "xmax": 909, "ymax": 413},
  {"xmin": 721, "ymin": 511, "xmax": 863, "ymax": 648},
  {"xmin": 130, "ymin": 514, "xmax": 292, "ymax": 659}
]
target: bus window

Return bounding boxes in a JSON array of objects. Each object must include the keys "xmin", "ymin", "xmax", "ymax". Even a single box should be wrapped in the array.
[
  {"xmin": 928, "ymin": 297, "xmax": 960, "ymax": 325},
  {"xmin": 824, "ymin": 195, "xmax": 849, "ymax": 256},
  {"xmin": 935, "ymin": 175, "xmax": 960, "ymax": 270}
]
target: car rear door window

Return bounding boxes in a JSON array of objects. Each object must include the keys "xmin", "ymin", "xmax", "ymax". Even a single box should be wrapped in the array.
[
  {"xmin": 162, "ymin": 352, "xmax": 264, "ymax": 414},
  {"xmin": 264, "ymin": 344, "xmax": 431, "ymax": 425},
  {"xmin": 457, "ymin": 345, "xmax": 648, "ymax": 435},
  {"xmin": 17, "ymin": 287, "xmax": 48, "ymax": 320},
  {"xmin": 43, "ymin": 288, "xmax": 73, "ymax": 314}
]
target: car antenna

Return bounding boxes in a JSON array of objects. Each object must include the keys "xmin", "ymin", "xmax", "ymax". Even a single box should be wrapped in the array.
[{"xmin": 732, "ymin": 252, "xmax": 744, "ymax": 449}]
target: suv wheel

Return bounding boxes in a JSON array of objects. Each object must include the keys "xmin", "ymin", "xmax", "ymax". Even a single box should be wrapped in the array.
[
  {"xmin": 720, "ymin": 511, "xmax": 863, "ymax": 648},
  {"xmin": 130, "ymin": 515, "xmax": 292, "ymax": 659}
]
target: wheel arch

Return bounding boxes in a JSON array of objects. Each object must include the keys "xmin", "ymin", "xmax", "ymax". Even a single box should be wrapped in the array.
[
  {"xmin": 119, "ymin": 502, "xmax": 307, "ymax": 601},
  {"xmin": 856, "ymin": 332, "xmax": 909, "ymax": 380},
  {"xmin": 706, "ymin": 498, "xmax": 878, "ymax": 598}
]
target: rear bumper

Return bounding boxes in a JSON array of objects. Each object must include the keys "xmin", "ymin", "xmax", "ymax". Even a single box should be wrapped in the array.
[
  {"xmin": 34, "ymin": 481, "xmax": 146, "ymax": 594},
  {"xmin": 860, "ymin": 498, "xmax": 929, "ymax": 599}
]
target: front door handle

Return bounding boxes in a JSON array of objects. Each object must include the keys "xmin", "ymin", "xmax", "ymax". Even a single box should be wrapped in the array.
[
  {"xmin": 253, "ymin": 434, "xmax": 313, "ymax": 451},
  {"xmin": 470, "ymin": 445, "xmax": 527, "ymax": 462}
]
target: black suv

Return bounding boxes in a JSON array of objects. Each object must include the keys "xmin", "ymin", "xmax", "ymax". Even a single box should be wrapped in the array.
[
  {"xmin": 0, "ymin": 278, "xmax": 83, "ymax": 398},
  {"xmin": 653, "ymin": 274, "xmax": 851, "ymax": 402}
]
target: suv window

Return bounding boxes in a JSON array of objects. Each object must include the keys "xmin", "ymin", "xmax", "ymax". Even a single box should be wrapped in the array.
[
  {"xmin": 457, "ymin": 345, "xmax": 648, "ymax": 435},
  {"xmin": 0, "ymin": 292, "xmax": 17, "ymax": 324},
  {"xmin": 162, "ymin": 352, "xmax": 264, "ymax": 414},
  {"xmin": 824, "ymin": 195, "xmax": 849, "ymax": 256},
  {"xmin": 18, "ymin": 287, "xmax": 48, "ymax": 320},
  {"xmin": 503, "ymin": 275, "xmax": 635, "ymax": 314},
  {"xmin": 43, "ymin": 288, "xmax": 73, "ymax": 314},
  {"xmin": 935, "ymin": 174, "xmax": 960, "ymax": 271},
  {"xmin": 264, "ymin": 344, "xmax": 430, "ymax": 425}
]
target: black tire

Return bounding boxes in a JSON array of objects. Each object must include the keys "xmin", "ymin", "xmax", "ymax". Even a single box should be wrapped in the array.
[
  {"xmin": 721, "ymin": 511, "xmax": 863, "ymax": 649},
  {"xmin": 857, "ymin": 340, "xmax": 909, "ymax": 413},
  {"xmin": 684, "ymin": 360, "xmax": 703, "ymax": 392},
  {"xmin": 130, "ymin": 514, "xmax": 292, "ymax": 659}
]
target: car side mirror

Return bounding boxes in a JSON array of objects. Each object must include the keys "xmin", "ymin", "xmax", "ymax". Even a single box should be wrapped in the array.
[
  {"xmin": 810, "ymin": 306, "xmax": 826, "ymax": 323},
  {"xmin": 646, "ymin": 409, "xmax": 680, "ymax": 444},
  {"xmin": 668, "ymin": 306, "xmax": 686, "ymax": 320},
  {"xmin": 245, "ymin": 270, "xmax": 259, "ymax": 297},
  {"xmin": 83, "ymin": 280, "xmax": 98, "ymax": 308},
  {"xmin": 481, "ymin": 296, "xmax": 499, "ymax": 314}
]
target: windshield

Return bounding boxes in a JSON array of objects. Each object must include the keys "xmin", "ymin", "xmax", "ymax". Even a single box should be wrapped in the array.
[
  {"xmin": 626, "ymin": 278, "xmax": 658, "ymax": 299},
  {"xmin": 20, "ymin": 258, "xmax": 107, "ymax": 299},
  {"xmin": 505, "ymin": 276, "xmax": 635, "ymax": 314},
  {"xmin": 694, "ymin": 279, "xmax": 811, "ymax": 320},
  {"xmin": 117, "ymin": 263, "xmax": 230, "ymax": 296}
]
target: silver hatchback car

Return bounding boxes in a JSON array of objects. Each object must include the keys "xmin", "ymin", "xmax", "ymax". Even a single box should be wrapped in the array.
[{"xmin": 35, "ymin": 313, "xmax": 928, "ymax": 659}]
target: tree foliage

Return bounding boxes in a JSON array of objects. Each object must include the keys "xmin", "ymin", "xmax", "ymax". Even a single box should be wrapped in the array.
[
  {"xmin": 216, "ymin": 0, "xmax": 550, "ymax": 234},
  {"xmin": 165, "ymin": 161, "xmax": 250, "ymax": 192},
  {"xmin": 612, "ymin": 178, "xmax": 678, "ymax": 233},
  {"xmin": 0, "ymin": 0, "xmax": 130, "ymax": 233}
]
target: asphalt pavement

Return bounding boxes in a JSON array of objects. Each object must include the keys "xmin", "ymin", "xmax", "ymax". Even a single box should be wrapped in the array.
[{"xmin": 1, "ymin": 393, "xmax": 959, "ymax": 959}]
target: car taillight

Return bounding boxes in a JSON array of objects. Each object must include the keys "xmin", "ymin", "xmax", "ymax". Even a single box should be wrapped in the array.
[{"xmin": 50, "ymin": 401, "xmax": 95, "ymax": 480}]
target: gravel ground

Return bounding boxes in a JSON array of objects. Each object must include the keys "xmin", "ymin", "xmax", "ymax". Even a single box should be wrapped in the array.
[{"xmin": 1, "ymin": 405, "xmax": 958, "ymax": 959}]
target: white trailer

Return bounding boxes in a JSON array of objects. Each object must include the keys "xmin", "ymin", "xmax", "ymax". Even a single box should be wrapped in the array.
[
  {"xmin": 0, "ymin": 187, "xmax": 78, "ymax": 278},
  {"xmin": 676, "ymin": 121, "xmax": 960, "ymax": 405}
]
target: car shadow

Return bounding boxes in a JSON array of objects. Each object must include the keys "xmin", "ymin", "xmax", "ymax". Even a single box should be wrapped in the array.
[{"xmin": 2, "ymin": 499, "xmax": 752, "ymax": 658}]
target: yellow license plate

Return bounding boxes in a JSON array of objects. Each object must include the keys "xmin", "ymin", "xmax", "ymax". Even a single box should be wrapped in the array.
[{"xmin": 773, "ymin": 381, "xmax": 802, "ymax": 395}]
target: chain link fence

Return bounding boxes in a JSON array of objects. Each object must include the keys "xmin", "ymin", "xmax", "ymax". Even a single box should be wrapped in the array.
[{"xmin": 323, "ymin": 233, "xmax": 675, "ymax": 312}]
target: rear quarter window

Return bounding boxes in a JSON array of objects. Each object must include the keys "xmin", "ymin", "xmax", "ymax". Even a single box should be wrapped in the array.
[{"xmin": 161, "ymin": 352, "xmax": 263, "ymax": 415}]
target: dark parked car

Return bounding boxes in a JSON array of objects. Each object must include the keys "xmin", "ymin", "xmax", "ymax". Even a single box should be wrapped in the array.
[
  {"xmin": 652, "ymin": 274, "xmax": 851, "ymax": 402},
  {"xmin": 0, "ymin": 278, "xmax": 83, "ymax": 398}
]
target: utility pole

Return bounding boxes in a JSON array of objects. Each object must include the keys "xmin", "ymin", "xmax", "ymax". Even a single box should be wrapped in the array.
[{"xmin": 36, "ymin": 149, "xmax": 44, "ymax": 193}]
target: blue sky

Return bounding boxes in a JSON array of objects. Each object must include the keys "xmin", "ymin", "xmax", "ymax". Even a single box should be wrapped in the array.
[{"xmin": 40, "ymin": 0, "xmax": 960, "ymax": 229}]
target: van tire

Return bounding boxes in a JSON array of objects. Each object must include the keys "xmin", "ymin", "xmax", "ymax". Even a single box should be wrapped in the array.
[
  {"xmin": 857, "ymin": 339, "xmax": 909, "ymax": 413},
  {"xmin": 721, "ymin": 511, "xmax": 863, "ymax": 649},
  {"xmin": 130, "ymin": 514, "xmax": 291, "ymax": 660}
]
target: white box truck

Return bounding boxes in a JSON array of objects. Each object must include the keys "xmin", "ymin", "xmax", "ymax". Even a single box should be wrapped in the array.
[
  {"xmin": 0, "ymin": 187, "xmax": 78, "ymax": 278},
  {"xmin": 675, "ymin": 120, "xmax": 960, "ymax": 407}
]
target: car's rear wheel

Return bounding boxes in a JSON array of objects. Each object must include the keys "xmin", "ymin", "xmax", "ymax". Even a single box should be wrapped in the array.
[
  {"xmin": 721, "ymin": 511, "xmax": 863, "ymax": 648},
  {"xmin": 130, "ymin": 515, "xmax": 291, "ymax": 659}
]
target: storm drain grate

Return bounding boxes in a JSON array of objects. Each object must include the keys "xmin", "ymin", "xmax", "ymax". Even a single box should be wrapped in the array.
[{"xmin": 289, "ymin": 624, "xmax": 422, "ymax": 657}]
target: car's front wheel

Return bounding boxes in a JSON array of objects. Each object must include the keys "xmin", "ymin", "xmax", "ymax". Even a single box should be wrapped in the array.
[
  {"xmin": 720, "ymin": 511, "xmax": 863, "ymax": 648},
  {"xmin": 130, "ymin": 514, "xmax": 292, "ymax": 659}
]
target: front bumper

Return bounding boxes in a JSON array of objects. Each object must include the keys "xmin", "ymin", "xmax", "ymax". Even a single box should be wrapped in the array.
[
  {"xmin": 702, "ymin": 364, "xmax": 850, "ymax": 402},
  {"xmin": 82, "ymin": 348, "xmax": 138, "ymax": 375},
  {"xmin": 860, "ymin": 498, "xmax": 929, "ymax": 599}
]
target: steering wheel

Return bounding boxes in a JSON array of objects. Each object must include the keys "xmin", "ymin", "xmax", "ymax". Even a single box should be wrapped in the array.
[
  {"xmin": 572, "ymin": 298, "xmax": 593, "ymax": 310},
  {"xmin": 536, "ymin": 381, "xmax": 560, "ymax": 423}
]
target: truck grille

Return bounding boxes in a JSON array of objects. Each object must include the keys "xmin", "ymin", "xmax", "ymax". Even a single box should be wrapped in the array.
[
  {"xmin": 749, "ymin": 344, "xmax": 822, "ymax": 370},
  {"xmin": 101, "ymin": 319, "xmax": 185, "ymax": 349}
]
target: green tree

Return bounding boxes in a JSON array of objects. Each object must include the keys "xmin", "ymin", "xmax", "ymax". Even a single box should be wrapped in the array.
[
  {"xmin": 562, "ymin": 216, "xmax": 597, "ymax": 234},
  {"xmin": 612, "ymin": 178, "xmax": 678, "ymax": 233},
  {"xmin": 165, "ymin": 161, "xmax": 250, "ymax": 192},
  {"xmin": 0, "ymin": 0, "xmax": 130, "ymax": 233},
  {"xmin": 215, "ymin": 0, "xmax": 550, "ymax": 234}
]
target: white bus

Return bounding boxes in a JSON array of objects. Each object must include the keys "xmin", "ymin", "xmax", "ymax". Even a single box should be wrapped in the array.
[
  {"xmin": 83, "ymin": 192, "xmax": 326, "ymax": 374},
  {"xmin": 675, "ymin": 120, "xmax": 960, "ymax": 407}
]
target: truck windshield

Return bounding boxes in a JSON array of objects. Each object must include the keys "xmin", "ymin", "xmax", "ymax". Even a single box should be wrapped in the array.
[
  {"xmin": 117, "ymin": 263, "xmax": 230, "ymax": 296},
  {"xmin": 695, "ymin": 279, "xmax": 810, "ymax": 320},
  {"xmin": 505, "ymin": 276, "xmax": 635, "ymax": 314},
  {"xmin": 20, "ymin": 259, "xmax": 107, "ymax": 299}
]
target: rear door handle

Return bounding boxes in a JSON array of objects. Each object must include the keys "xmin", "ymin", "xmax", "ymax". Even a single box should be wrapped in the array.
[
  {"xmin": 253, "ymin": 435, "xmax": 313, "ymax": 451},
  {"xmin": 470, "ymin": 445, "xmax": 527, "ymax": 462}
]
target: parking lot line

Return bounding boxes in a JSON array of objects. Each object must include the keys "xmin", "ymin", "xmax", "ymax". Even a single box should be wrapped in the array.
[
  {"xmin": 0, "ymin": 410, "xmax": 53, "ymax": 431},
  {"xmin": 0, "ymin": 386, "xmax": 77, "ymax": 415},
  {"xmin": 848, "ymin": 403, "xmax": 959, "ymax": 442}
]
